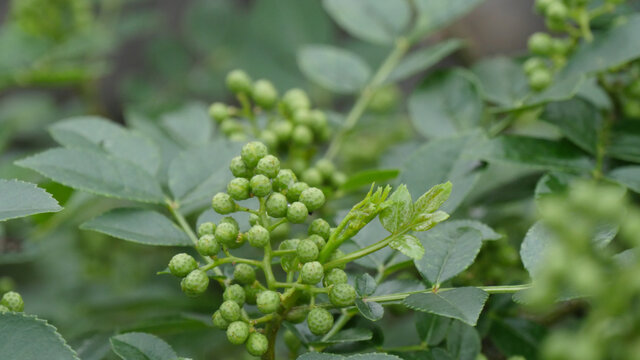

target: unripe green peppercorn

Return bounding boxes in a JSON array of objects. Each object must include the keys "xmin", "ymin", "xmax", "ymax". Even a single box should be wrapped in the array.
[
  {"xmin": 230, "ymin": 156, "xmax": 252, "ymax": 178},
  {"xmin": 220, "ymin": 300, "xmax": 242, "ymax": 322},
  {"xmin": 308, "ymin": 110, "xmax": 328, "ymax": 134},
  {"xmin": 233, "ymin": 264, "xmax": 256, "ymax": 285},
  {"xmin": 250, "ymin": 174, "xmax": 272, "ymax": 197},
  {"xmin": 226, "ymin": 69, "xmax": 252, "ymax": 94},
  {"xmin": 299, "ymin": 187, "xmax": 325, "ymax": 211},
  {"xmin": 296, "ymin": 239, "xmax": 319, "ymax": 262},
  {"xmin": 528, "ymin": 32, "xmax": 553, "ymax": 55},
  {"xmin": 287, "ymin": 202, "xmax": 308, "ymax": 223},
  {"xmin": 244, "ymin": 284, "xmax": 260, "ymax": 305},
  {"xmin": 331, "ymin": 172, "xmax": 347, "ymax": 188},
  {"xmin": 271, "ymin": 221, "xmax": 290, "ymax": 240},
  {"xmin": 181, "ymin": 269, "xmax": 209, "ymax": 297},
  {"xmin": 246, "ymin": 332, "xmax": 269, "ymax": 356},
  {"xmin": 286, "ymin": 182, "xmax": 309, "ymax": 202},
  {"xmin": 252, "ymin": 79, "xmax": 278, "ymax": 109},
  {"xmin": 545, "ymin": 1, "xmax": 567, "ymax": 20},
  {"xmin": 323, "ymin": 268, "xmax": 348, "ymax": 287},
  {"xmin": 220, "ymin": 118, "xmax": 243, "ymax": 136},
  {"xmin": 226, "ymin": 321, "xmax": 250, "ymax": 345},
  {"xmin": 283, "ymin": 88, "xmax": 311, "ymax": 113},
  {"xmin": 273, "ymin": 169, "xmax": 297, "ymax": 191},
  {"xmin": 285, "ymin": 308, "xmax": 309, "ymax": 324},
  {"xmin": 212, "ymin": 310, "xmax": 230, "ymax": 329},
  {"xmin": 241, "ymin": 141, "xmax": 268, "ymax": 168},
  {"xmin": 523, "ymin": 57, "xmax": 546, "ymax": 75},
  {"xmin": 169, "ymin": 253, "xmax": 198, "ymax": 277},
  {"xmin": 309, "ymin": 218, "xmax": 331, "ymax": 240},
  {"xmin": 529, "ymin": 68, "xmax": 552, "ymax": 91},
  {"xmin": 326, "ymin": 249, "xmax": 346, "ymax": 270},
  {"xmin": 329, "ymin": 283, "xmax": 356, "ymax": 306},
  {"xmin": 315, "ymin": 159, "xmax": 335, "ymax": 180},
  {"xmin": 223, "ymin": 284, "xmax": 246, "ymax": 305},
  {"xmin": 293, "ymin": 109, "xmax": 313, "ymax": 126},
  {"xmin": 259, "ymin": 129, "xmax": 279, "ymax": 150},
  {"xmin": 292, "ymin": 125, "xmax": 313, "ymax": 147},
  {"xmin": 212, "ymin": 192, "xmax": 237, "ymax": 214},
  {"xmin": 256, "ymin": 290, "xmax": 281, "ymax": 314},
  {"xmin": 0, "ymin": 291, "xmax": 24, "ymax": 312},
  {"xmin": 227, "ymin": 177, "xmax": 250, "ymax": 200},
  {"xmin": 249, "ymin": 213, "xmax": 260, "ymax": 226},
  {"xmin": 266, "ymin": 193, "xmax": 288, "ymax": 218},
  {"xmin": 247, "ymin": 225, "xmax": 270, "ymax": 247},
  {"xmin": 301, "ymin": 168, "xmax": 323, "ymax": 188},
  {"xmin": 279, "ymin": 239, "xmax": 300, "ymax": 272},
  {"xmin": 307, "ymin": 308, "xmax": 333, "ymax": 335},
  {"xmin": 534, "ymin": 0, "xmax": 553, "ymax": 13},
  {"xmin": 196, "ymin": 235, "xmax": 220, "ymax": 256},
  {"xmin": 198, "ymin": 222, "xmax": 216, "ymax": 237},
  {"xmin": 0, "ymin": 305, "xmax": 9, "ymax": 313},
  {"xmin": 270, "ymin": 120, "xmax": 293, "ymax": 142},
  {"xmin": 307, "ymin": 234, "xmax": 326, "ymax": 249},
  {"xmin": 215, "ymin": 222, "xmax": 239, "ymax": 246},
  {"xmin": 209, "ymin": 102, "xmax": 228, "ymax": 122},
  {"xmin": 220, "ymin": 216, "xmax": 239, "ymax": 228},
  {"xmin": 301, "ymin": 261, "xmax": 323, "ymax": 284},
  {"xmin": 255, "ymin": 155, "xmax": 280, "ymax": 179}
]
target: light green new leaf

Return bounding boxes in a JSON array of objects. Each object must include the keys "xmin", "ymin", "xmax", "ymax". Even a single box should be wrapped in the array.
[
  {"xmin": 298, "ymin": 45, "xmax": 371, "ymax": 94},
  {"xmin": 110, "ymin": 332, "xmax": 177, "ymax": 360},
  {"xmin": 340, "ymin": 169, "xmax": 399, "ymax": 192},
  {"xmin": 388, "ymin": 39, "xmax": 464, "ymax": 82},
  {"xmin": 355, "ymin": 298, "xmax": 384, "ymax": 321},
  {"xmin": 409, "ymin": 70, "xmax": 483, "ymax": 139},
  {"xmin": 404, "ymin": 287, "xmax": 489, "ymax": 326},
  {"xmin": 81, "ymin": 208, "xmax": 192, "ymax": 247},
  {"xmin": 16, "ymin": 148, "xmax": 166, "ymax": 204},
  {"xmin": 49, "ymin": 116, "xmax": 161, "ymax": 175},
  {"xmin": 541, "ymin": 98, "xmax": 601, "ymax": 154},
  {"xmin": 414, "ymin": 182, "xmax": 452, "ymax": 215},
  {"xmin": 160, "ymin": 103, "xmax": 212, "ymax": 147},
  {"xmin": 411, "ymin": 0, "xmax": 484, "ymax": 39},
  {"xmin": 390, "ymin": 234, "xmax": 424, "ymax": 260},
  {"xmin": 380, "ymin": 185, "xmax": 413, "ymax": 233},
  {"xmin": 446, "ymin": 321, "xmax": 481, "ymax": 360},
  {"xmin": 0, "ymin": 179, "xmax": 61, "ymax": 221},
  {"xmin": 322, "ymin": 0, "xmax": 410, "ymax": 45},
  {"xmin": 412, "ymin": 211, "xmax": 449, "ymax": 232},
  {"xmin": 608, "ymin": 166, "xmax": 640, "ymax": 193},
  {"xmin": 0, "ymin": 313, "xmax": 79, "ymax": 360}
]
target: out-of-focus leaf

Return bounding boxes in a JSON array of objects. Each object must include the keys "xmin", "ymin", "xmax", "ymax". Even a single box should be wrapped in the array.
[
  {"xmin": 489, "ymin": 318, "xmax": 546, "ymax": 359},
  {"xmin": 403, "ymin": 287, "xmax": 488, "ymax": 326},
  {"xmin": 341, "ymin": 169, "xmax": 399, "ymax": 192},
  {"xmin": 388, "ymin": 40, "xmax": 463, "ymax": 82},
  {"xmin": 110, "ymin": 332, "xmax": 177, "ymax": 360},
  {"xmin": 0, "ymin": 179, "xmax": 61, "ymax": 221},
  {"xmin": 541, "ymin": 98, "xmax": 601, "ymax": 154},
  {"xmin": 298, "ymin": 45, "xmax": 371, "ymax": 94},
  {"xmin": 608, "ymin": 123, "xmax": 640, "ymax": 164},
  {"xmin": 416, "ymin": 313, "xmax": 451, "ymax": 346},
  {"xmin": 160, "ymin": 103, "xmax": 212, "ymax": 147},
  {"xmin": 608, "ymin": 166, "xmax": 640, "ymax": 193},
  {"xmin": 411, "ymin": 0, "xmax": 484, "ymax": 39},
  {"xmin": 446, "ymin": 321, "xmax": 480, "ymax": 360}
]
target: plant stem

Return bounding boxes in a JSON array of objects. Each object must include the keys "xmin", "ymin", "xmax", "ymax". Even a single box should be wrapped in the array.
[
  {"xmin": 237, "ymin": 93, "xmax": 260, "ymax": 137},
  {"xmin": 322, "ymin": 235, "xmax": 394, "ymax": 270},
  {"xmin": 578, "ymin": 8, "xmax": 593, "ymax": 42},
  {"xmin": 258, "ymin": 197, "xmax": 277, "ymax": 289},
  {"xmin": 323, "ymin": 37, "xmax": 410, "ymax": 161}
]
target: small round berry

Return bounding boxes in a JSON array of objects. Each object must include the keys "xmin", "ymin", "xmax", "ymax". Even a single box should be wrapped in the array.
[
  {"xmin": 249, "ymin": 213, "xmax": 260, "ymax": 226},
  {"xmin": 296, "ymin": 239, "xmax": 319, "ymax": 263},
  {"xmin": 323, "ymin": 268, "xmax": 348, "ymax": 287},
  {"xmin": 279, "ymin": 239, "xmax": 300, "ymax": 272},
  {"xmin": 301, "ymin": 261, "xmax": 323, "ymax": 285},
  {"xmin": 285, "ymin": 307, "xmax": 309, "ymax": 324},
  {"xmin": 230, "ymin": 131, "xmax": 248, "ymax": 141},
  {"xmin": 301, "ymin": 168, "xmax": 323, "ymax": 188},
  {"xmin": 331, "ymin": 172, "xmax": 347, "ymax": 188},
  {"xmin": 220, "ymin": 118, "xmax": 243, "ymax": 136},
  {"xmin": 227, "ymin": 177, "xmax": 250, "ymax": 200},
  {"xmin": 246, "ymin": 332, "xmax": 269, "ymax": 356},
  {"xmin": 215, "ymin": 222, "xmax": 239, "ymax": 246},
  {"xmin": 226, "ymin": 69, "xmax": 252, "ymax": 94},
  {"xmin": 220, "ymin": 300, "xmax": 242, "ymax": 322},
  {"xmin": 369, "ymin": 86, "xmax": 400, "ymax": 113},
  {"xmin": 241, "ymin": 141, "xmax": 268, "ymax": 168},
  {"xmin": 169, "ymin": 253, "xmax": 198, "ymax": 277},
  {"xmin": 287, "ymin": 202, "xmax": 308, "ymax": 224},
  {"xmin": 270, "ymin": 120, "xmax": 293, "ymax": 142},
  {"xmin": 308, "ymin": 110, "xmax": 328, "ymax": 134},
  {"xmin": 308, "ymin": 219, "xmax": 331, "ymax": 240},
  {"xmin": 283, "ymin": 88, "xmax": 311, "ymax": 113},
  {"xmin": 329, "ymin": 283, "xmax": 356, "ymax": 307},
  {"xmin": 266, "ymin": 193, "xmax": 288, "ymax": 218},
  {"xmin": 551, "ymin": 38, "xmax": 571, "ymax": 56},
  {"xmin": 545, "ymin": 1, "xmax": 567, "ymax": 20},
  {"xmin": 247, "ymin": 225, "xmax": 270, "ymax": 248},
  {"xmin": 259, "ymin": 129, "xmax": 279, "ymax": 150},
  {"xmin": 0, "ymin": 291, "xmax": 24, "ymax": 312},
  {"xmin": 256, "ymin": 290, "xmax": 280, "ymax": 314},
  {"xmin": 307, "ymin": 308, "xmax": 333, "ymax": 335},
  {"xmin": 534, "ymin": 0, "xmax": 553, "ymax": 13},
  {"xmin": 226, "ymin": 321, "xmax": 250, "ymax": 345},
  {"xmin": 198, "ymin": 222, "xmax": 216, "ymax": 237},
  {"xmin": 196, "ymin": 235, "xmax": 220, "ymax": 256},
  {"xmin": 181, "ymin": 269, "xmax": 209, "ymax": 297},
  {"xmin": 326, "ymin": 249, "xmax": 346, "ymax": 270},
  {"xmin": 523, "ymin": 57, "xmax": 546, "ymax": 75},
  {"xmin": 233, "ymin": 264, "xmax": 256, "ymax": 285},
  {"xmin": 220, "ymin": 216, "xmax": 239, "ymax": 228},
  {"xmin": 255, "ymin": 155, "xmax": 280, "ymax": 179},
  {"xmin": 271, "ymin": 222, "xmax": 290, "ymax": 240},
  {"xmin": 230, "ymin": 156, "xmax": 252, "ymax": 178},
  {"xmin": 212, "ymin": 310, "xmax": 230, "ymax": 329},
  {"xmin": 315, "ymin": 159, "xmax": 335, "ymax": 180},
  {"xmin": 212, "ymin": 193, "xmax": 237, "ymax": 214},
  {"xmin": 252, "ymin": 79, "xmax": 278, "ymax": 109},
  {"xmin": 529, "ymin": 68, "xmax": 552, "ymax": 91},
  {"xmin": 223, "ymin": 284, "xmax": 246, "ymax": 305},
  {"xmin": 209, "ymin": 102, "xmax": 228, "ymax": 122},
  {"xmin": 273, "ymin": 169, "xmax": 297, "ymax": 191},
  {"xmin": 286, "ymin": 182, "xmax": 309, "ymax": 202},
  {"xmin": 307, "ymin": 234, "xmax": 326, "ymax": 249},
  {"xmin": 250, "ymin": 174, "xmax": 272, "ymax": 197},
  {"xmin": 528, "ymin": 32, "xmax": 553, "ymax": 55},
  {"xmin": 299, "ymin": 187, "xmax": 325, "ymax": 211},
  {"xmin": 0, "ymin": 305, "xmax": 9, "ymax": 313},
  {"xmin": 284, "ymin": 330, "xmax": 302, "ymax": 352},
  {"xmin": 244, "ymin": 284, "xmax": 260, "ymax": 305},
  {"xmin": 293, "ymin": 109, "xmax": 313, "ymax": 126},
  {"xmin": 292, "ymin": 125, "xmax": 313, "ymax": 147}
]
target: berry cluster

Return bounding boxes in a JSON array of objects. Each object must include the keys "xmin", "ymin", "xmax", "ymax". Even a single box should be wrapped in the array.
[{"xmin": 0, "ymin": 291, "xmax": 24, "ymax": 313}]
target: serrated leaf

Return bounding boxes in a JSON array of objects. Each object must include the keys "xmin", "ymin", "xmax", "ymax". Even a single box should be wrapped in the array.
[
  {"xmin": 445, "ymin": 219, "xmax": 501, "ymax": 241},
  {"xmin": 355, "ymin": 298, "xmax": 384, "ymax": 321},
  {"xmin": 356, "ymin": 273, "xmax": 377, "ymax": 297},
  {"xmin": 541, "ymin": 98, "xmax": 601, "ymax": 154},
  {"xmin": 322, "ymin": 0, "xmax": 410, "ymax": 45},
  {"xmin": 404, "ymin": 287, "xmax": 488, "ymax": 326},
  {"xmin": 297, "ymin": 354, "xmax": 345, "ymax": 360},
  {"xmin": 160, "ymin": 103, "xmax": 212, "ymax": 147},
  {"xmin": 608, "ymin": 166, "xmax": 640, "ymax": 193},
  {"xmin": 16, "ymin": 148, "xmax": 166, "ymax": 204},
  {"xmin": 341, "ymin": 169, "xmax": 399, "ymax": 192},
  {"xmin": 390, "ymin": 234, "xmax": 424, "ymax": 260},
  {"xmin": 416, "ymin": 313, "xmax": 451, "ymax": 346},
  {"xmin": 0, "ymin": 312, "xmax": 79, "ymax": 360},
  {"xmin": 298, "ymin": 45, "xmax": 371, "ymax": 94},
  {"xmin": 348, "ymin": 354, "xmax": 403, "ymax": 360},
  {"xmin": 446, "ymin": 321, "xmax": 480, "ymax": 360},
  {"xmin": 388, "ymin": 40, "xmax": 463, "ymax": 82},
  {"xmin": 81, "ymin": 208, "xmax": 192, "ymax": 246},
  {"xmin": 110, "ymin": 332, "xmax": 177, "ymax": 360},
  {"xmin": 411, "ymin": 0, "xmax": 484, "ymax": 39},
  {"xmin": 0, "ymin": 179, "xmax": 61, "ymax": 221},
  {"xmin": 414, "ymin": 182, "xmax": 452, "ymax": 215},
  {"xmin": 489, "ymin": 318, "xmax": 546, "ymax": 359},
  {"xmin": 380, "ymin": 185, "xmax": 413, "ymax": 233}
]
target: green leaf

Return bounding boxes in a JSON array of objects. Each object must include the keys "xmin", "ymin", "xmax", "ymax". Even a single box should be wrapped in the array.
[
  {"xmin": 110, "ymin": 332, "xmax": 177, "ymax": 360},
  {"xmin": 160, "ymin": 103, "xmax": 212, "ymax": 147},
  {"xmin": 519, "ymin": 221, "xmax": 554, "ymax": 280},
  {"xmin": 81, "ymin": 208, "xmax": 192, "ymax": 247},
  {"xmin": 541, "ymin": 98, "xmax": 601, "ymax": 154},
  {"xmin": 0, "ymin": 179, "xmax": 61, "ymax": 221},
  {"xmin": 445, "ymin": 220, "xmax": 501, "ymax": 241},
  {"xmin": 298, "ymin": 45, "xmax": 371, "ymax": 94},
  {"xmin": 388, "ymin": 40, "xmax": 464, "ymax": 82},
  {"xmin": 390, "ymin": 234, "xmax": 424, "ymax": 260},
  {"xmin": 608, "ymin": 123, "xmax": 640, "ymax": 163},
  {"xmin": 340, "ymin": 169, "xmax": 399, "ymax": 192},
  {"xmin": 355, "ymin": 298, "xmax": 384, "ymax": 321},
  {"xmin": 412, "ymin": 211, "xmax": 449, "ymax": 232},
  {"xmin": 416, "ymin": 313, "xmax": 451, "ymax": 346},
  {"xmin": 380, "ymin": 185, "xmax": 413, "ymax": 233},
  {"xmin": 311, "ymin": 328, "xmax": 373, "ymax": 345},
  {"xmin": 297, "ymin": 354, "xmax": 345, "ymax": 360},
  {"xmin": 489, "ymin": 318, "xmax": 546, "ymax": 359},
  {"xmin": 356, "ymin": 273, "xmax": 378, "ymax": 297},
  {"xmin": 414, "ymin": 222, "xmax": 483, "ymax": 284},
  {"xmin": 0, "ymin": 312, "xmax": 79, "ymax": 360},
  {"xmin": 411, "ymin": 0, "xmax": 484, "ymax": 39},
  {"xmin": 347, "ymin": 354, "xmax": 403, "ymax": 360},
  {"xmin": 298, "ymin": 354, "xmax": 402, "ymax": 360},
  {"xmin": 322, "ymin": 0, "xmax": 410, "ymax": 45},
  {"xmin": 446, "ymin": 321, "xmax": 480, "ymax": 360},
  {"xmin": 403, "ymin": 287, "xmax": 488, "ymax": 326},
  {"xmin": 414, "ymin": 182, "xmax": 453, "ymax": 215},
  {"xmin": 476, "ymin": 136, "xmax": 593, "ymax": 172},
  {"xmin": 409, "ymin": 70, "xmax": 483, "ymax": 139},
  {"xmin": 341, "ymin": 218, "xmax": 392, "ymax": 269},
  {"xmin": 608, "ymin": 166, "xmax": 640, "ymax": 193},
  {"xmin": 49, "ymin": 116, "xmax": 161, "ymax": 175},
  {"xmin": 16, "ymin": 148, "xmax": 166, "ymax": 204}
]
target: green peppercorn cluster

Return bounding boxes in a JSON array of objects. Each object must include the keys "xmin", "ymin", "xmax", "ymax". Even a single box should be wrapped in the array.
[{"xmin": 0, "ymin": 291, "xmax": 24, "ymax": 313}]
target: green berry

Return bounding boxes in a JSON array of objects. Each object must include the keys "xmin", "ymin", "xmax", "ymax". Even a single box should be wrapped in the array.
[
  {"xmin": 215, "ymin": 222, "xmax": 239, "ymax": 246},
  {"xmin": 301, "ymin": 261, "xmax": 323, "ymax": 284},
  {"xmin": 273, "ymin": 169, "xmax": 297, "ymax": 191},
  {"xmin": 241, "ymin": 141, "xmax": 268, "ymax": 168},
  {"xmin": 299, "ymin": 187, "xmax": 325, "ymax": 211},
  {"xmin": 221, "ymin": 216, "xmax": 239, "ymax": 228},
  {"xmin": 286, "ymin": 182, "xmax": 309, "ymax": 202},
  {"xmin": 293, "ymin": 109, "xmax": 312, "ymax": 126},
  {"xmin": 0, "ymin": 305, "xmax": 10, "ymax": 313},
  {"xmin": 252, "ymin": 79, "xmax": 278, "ymax": 109},
  {"xmin": 529, "ymin": 68, "xmax": 552, "ymax": 91},
  {"xmin": 528, "ymin": 32, "xmax": 553, "ymax": 55},
  {"xmin": 326, "ymin": 249, "xmax": 346, "ymax": 270},
  {"xmin": 285, "ymin": 308, "xmax": 309, "ymax": 324},
  {"xmin": 223, "ymin": 284, "xmax": 246, "ymax": 305},
  {"xmin": 250, "ymin": 174, "xmax": 272, "ymax": 197},
  {"xmin": 271, "ymin": 222, "xmax": 290, "ymax": 240},
  {"xmin": 247, "ymin": 225, "xmax": 270, "ymax": 248},
  {"xmin": 198, "ymin": 222, "xmax": 216, "ymax": 237},
  {"xmin": 256, "ymin": 290, "xmax": 281, "ymax": 314},
  {"xmin": 196, "ymin": 235, "xmax": 220, "ymax": 256},
  {"xmin": 244, "ymin": 284, "xmax": 260, "ymax": 305},
  {"xmin": 246, "ymin": 332, "xmax": 268, "ymax": 356},
  {"xmin": 331, "ymin": 172, "xmax": 347, "ymax": 188},
  {"xmin": 0, "ymin": 291, "xmax": 23, "ymax": 312},
  {"xmin": 220, "ymin": 300, "xmax": 242, "ymax": 322},
  {"xmin": 301, "ymin": 168, "xmax": 323, "ymax": 188},
  {"xmin": 296, "ymin": 239, "xmax": 319, "ymax": 263},
  {"xmin": 307, "ymin": 234, "xmax": 326, "ymax": 250},
  {"xmin": 249, "ymin": 213, "xmax": 260, "ymax": 226},
  {"xmin": 209, "ymin": 102, "xmax": 228, "ymax": 122},
  {"xmin": 226, "ymin": 69, "xmax": 252, "ymax": 94},
  {"xmin": 233, "ymin": 264, "xmax": 256, "ymax": 285},
  {"xmin": 329, "ymin": 283, "xmax": 356, "ymax": 307},
  {"xmin": 181, "ymin": 269, "xmax": 209, "ymax": 297},
  {"xmin": 226, "ymin": 321, "xmax": 250, "ymax": 345},
  {"xmin": 279, "ymin": 239, "xmax": 300, "ymax": 272},
  {"xmin": 212, "ymin": 310, "xmax": 230, "ymax": 329},
  {"xmin": 259, "ymin": 129, "xmax": 279, "ymax": 150},
  {"xmin": 523, "ymin": 57, "xmax": 546, "ymax": 75},
  {"xmin": 266, "ymin": 193, "xmax": 288, "ymax": 218},
  {"xmin": 534, "ymin": 0, "xmax": 553, "ymax": 13},
  {"xmin": 323, "ymin": 268, "xmax": 348, "ymax": 287},
  {"xmin": 545, "ymin": 1, "xmax": 567, "ymax": 20},
  {"xmin": 307, "ymin": 308, "xmax": 333, "ymax": 335},
  {"xmin": 230, "ymin": 156, "xmax": 252, "ymax": 178},
  {"xmin": 227, "ymin": 177, "xmax": 250, "ymax": 200},
  {"xmin": 283, "ymin": 88, "xmax": 310, "ymax": 113},
  {"xmin": 308, "ymin": 219, "xmax": 331, "ymax": 240},
  {"xmin": 220, "ymin": 118, "xmax": 243, "ymax": 136},
  {"xmin": 292, "ymin": 125, "xmax": 313, "ymax": 147},
  {"xmin": 551, "ymin": 38, "xmax": 571, "ymax": 55},
  {"xmin": 212, "ymin": 192, "xmax": 237, "ymax": 214},
  {"xmin": 168, "ymin": 253, "xmax": 198, "ymax": 277},
  {"xmin": 255, "ymin": 155, "xmax": 280, "ymax": 179},
  {"xmin": 287, "ymin": 202, "xmax": 308, "ymax": 224},
  {"xmin": 270, "ymin": 120, "xmax": 293, "ymax": 142},
  {"xmin": 315, "ymin": 159, "xmax": 335, "ymax": 180},
  {"xmin": 308, "ymin": 110, "xmax": 328, "ymax": 134}
]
